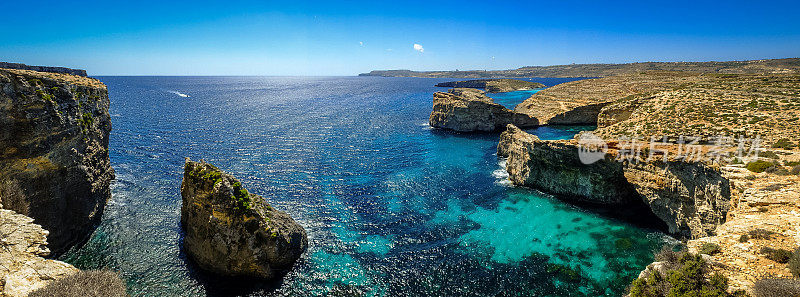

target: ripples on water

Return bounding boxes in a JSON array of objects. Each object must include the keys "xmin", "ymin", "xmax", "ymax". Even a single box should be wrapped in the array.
[{"xmin": 62, "ymin": 76, "xmax": 668, "ymax": 296}]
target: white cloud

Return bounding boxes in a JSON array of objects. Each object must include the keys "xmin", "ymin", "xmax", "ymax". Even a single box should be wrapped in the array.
[{"xmin": 413, "ymin": 44, "xmax": 424, "ymax": 53}]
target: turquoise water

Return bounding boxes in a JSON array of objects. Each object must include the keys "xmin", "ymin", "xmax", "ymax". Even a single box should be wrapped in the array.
[
  {"xmin": 62, "ymin": 77, "xmax": 667, "ymax": 296},
  {"xmin": 486, "ymin": 89, "xmax": 544, "ymax": 109}
]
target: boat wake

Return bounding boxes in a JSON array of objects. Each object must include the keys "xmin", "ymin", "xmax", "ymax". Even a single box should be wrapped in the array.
[{"xmin": 169, "ymin": 91, "xmax": 190, "ymax": 98}]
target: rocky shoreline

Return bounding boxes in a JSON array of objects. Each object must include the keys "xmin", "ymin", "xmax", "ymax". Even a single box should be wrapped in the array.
[{"xmin": 433, "ymin": 70, "xmax": 800, "ymax": 294}]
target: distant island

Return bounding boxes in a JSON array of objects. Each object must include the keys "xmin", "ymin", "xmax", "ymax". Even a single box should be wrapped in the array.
[{"xmin": 360, "ymin": 58, "xmax": 800, "ymax": 78}]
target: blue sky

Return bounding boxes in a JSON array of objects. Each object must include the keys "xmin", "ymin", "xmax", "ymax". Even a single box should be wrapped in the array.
[{"xmin": 1, "ymin": 0, "xmax": 798, "ymax": 75}]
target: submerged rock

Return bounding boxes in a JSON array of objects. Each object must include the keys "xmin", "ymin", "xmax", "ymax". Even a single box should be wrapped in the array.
[
  {"xmin": 0, "ymin": 67, "xmax": 114, "ymax": 254},
  {"xmin": 180, "ymin": 159, "xmax": 307, "ymax": 279},
  {"xmin": 498, "ymin": 125, "xmax": 730, "ymax": 238},
  {"xmin": 429, "ymin": 88, "xmax": 538, "ymax": 132}
]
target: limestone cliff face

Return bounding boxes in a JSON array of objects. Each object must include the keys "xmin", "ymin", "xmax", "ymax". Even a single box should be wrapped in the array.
[
  {"xmin": 498, "ymin": 125, "xmax": 638, "ymax": 205},
  {"xmin": 623, "ymin": 161, "xmax": 730, "ymax": 238},
  {"xmin": 429, "ymin": 88, "xmax": 538, "ymax": 132},
  {"xmin": 0, "ymin": 207, "xmax": 79, "ymax": 297},
  {"xmin": 0, "ymin": 68, "xmax": 114, "ymax": 254},
  {"xmin": 181, "ymin": 159, "xmax": 307, "ymax": 279},
  {"xmin": 498, "ymin": 125, "xmax": 730, "ymax": 238}
]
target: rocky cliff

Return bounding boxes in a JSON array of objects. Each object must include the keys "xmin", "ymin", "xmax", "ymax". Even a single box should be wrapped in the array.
[
  {"xmin": 0, "ymin": 206, "xmax": 79, "ymax": 297},
  {"xmin": 498, "ymin": 125, "xmax": 731, "ymax": 238},
  {"xmin": 429, "ymin": 88, "xmax": 538, "ymax": 132},
  {"xmin": 181, "ymin": 159, "xmax": 307, "ymax": 279},
  {"xmin": 0, "ymin": 68, "xmax": 114, "ymax": 254},
  {"xmin": 435, "ymin": 79, "xmax": 545, "ymax": 93}
]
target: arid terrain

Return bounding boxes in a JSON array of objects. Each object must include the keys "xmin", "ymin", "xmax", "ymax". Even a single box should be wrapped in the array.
[{"xmin": 361, "ymin": 58, "xmax": 800, "ymax": 78}]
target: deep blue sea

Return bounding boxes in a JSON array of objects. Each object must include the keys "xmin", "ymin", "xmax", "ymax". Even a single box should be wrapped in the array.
[{"xmin": 61, "ymin": 76, "xmax": 668, "ymax": 297}]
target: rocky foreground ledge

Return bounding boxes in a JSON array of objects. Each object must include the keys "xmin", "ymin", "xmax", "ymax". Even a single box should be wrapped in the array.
[
  {"xmin": 429, "ymin": 88, "xmax": 538, "ymax": 132},
  {"xmin": 0, "ymin": 207, "xmax": 78, "ymax": 296},
  {"xmin": 435, "ymin": 79, "xmax": 545, "ymax": 93},
  {"xmin": 181, "ymin": 159, "xmax": 307, "ymax": 279}
]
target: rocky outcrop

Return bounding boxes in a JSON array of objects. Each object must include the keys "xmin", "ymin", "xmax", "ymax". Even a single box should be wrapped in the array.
[
  {"xmin": 181, "ymin": 159, "xmax": 307, "ymax": 279},
  {"xmin": 0, "ymin": 207, "xmax": 79, "ymax": 297},
  {"xmin": 429, "ymin": 88, "xmax": 538, "ymax": 132},
  {"xmin": 435, "ymin": 79, "xmax": 545, "ymax": 93},
  {"xmin": 498, "ymin": 125, "xmax": 638, "ymax": 205},
  {"xmin": 624, "ymin": 161, "xmax": 730, "ymax": 238},
  {"xmin": 0, "ymin": 68, "xmax": 114, "ymax": 254},
  {"xmin": 498, "ymin": 125, "xmax": 731, "ymax": 238},
  {"xmin": 0, "ymin": 62, "xmax": 87, "ymax": 77}
]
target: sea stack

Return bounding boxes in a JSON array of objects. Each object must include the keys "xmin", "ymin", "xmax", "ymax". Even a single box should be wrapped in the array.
[
  {"xmin": 429, "ymin": 88, "xmax": 538, "ymax": 132},
  {"xmin": 180, "ymin": 159, "xmax": 307, "ymax": 279}
]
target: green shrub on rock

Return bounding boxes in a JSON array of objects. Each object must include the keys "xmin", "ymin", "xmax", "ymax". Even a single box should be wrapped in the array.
[
  {"xmin": 628, "ymin": 251, "xmax": 745, "ymax": 297},
  {"xmin": 699, "ymin": 243, "xmax": 721, "ymax": 255},
  {"xmin": 753, "ymin": 278, "xmax": 800, "ymax": 297},
  {"xmin": 746, "ymin": 160, "xmax": 774, "ymax": 173},
  {"xmin": 231, "ymin": 181, "xmax": 251, "ymax": 212},
  {"xmin": 772, "ymin": 138, "xmax": 796, "ymax": 150},
  {"xmin": 748, "ymin": 229, "xmax": 775, "ymax": 240},
  {"xmin": 29, "ymin": 270, "xmax": 128, "ymax": 297},
  {"xmin": 760, "ymin": 247, "xmax": 793, "ymax": 263},
  {"xmin": 790, "ymin": 247, "xmax": 800, "ymax": 278}
]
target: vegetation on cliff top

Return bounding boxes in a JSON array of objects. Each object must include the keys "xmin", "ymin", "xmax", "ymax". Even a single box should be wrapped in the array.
[
  {"xmin": 29, "ymin": 270, "xmax": 128, "ymax": 297},
  {"xmin": 628, "ymin": 248, "xmax": 746, "ymax": 297}
]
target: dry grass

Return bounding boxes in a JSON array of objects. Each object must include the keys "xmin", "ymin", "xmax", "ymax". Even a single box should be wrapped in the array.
[
  {"xmin": 1, "ymin": 68, "xmax": 106, "ymax": 88},
  {"xmin": 29, "ymin": 270, "xmax": 128, "ymax": 297}
]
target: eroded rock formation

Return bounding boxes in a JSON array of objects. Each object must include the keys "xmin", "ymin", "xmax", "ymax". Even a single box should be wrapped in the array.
[
  {"xmin": 498, "ymin": 125, "xmax": 731, "ymax": 238},
  {"xmin": 0, "ymin": 68, "xmax": 114, "ymax": 254},
  {"xmin": 429, "ymin": 88, "xmax": 538, "ymax": 132},
  {"xmin": 181, "ymin": 159, "xmax": 307, "ymax": 279}
]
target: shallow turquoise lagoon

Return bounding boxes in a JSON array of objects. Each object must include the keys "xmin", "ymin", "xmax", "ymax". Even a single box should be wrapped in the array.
[
  {"xmin": 487, "ymin": 89, "xmax": 544, "ymax": 109},
  {"xmin": 62, "ymin": 76, "xmax": 667, "ymax": 296}
]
